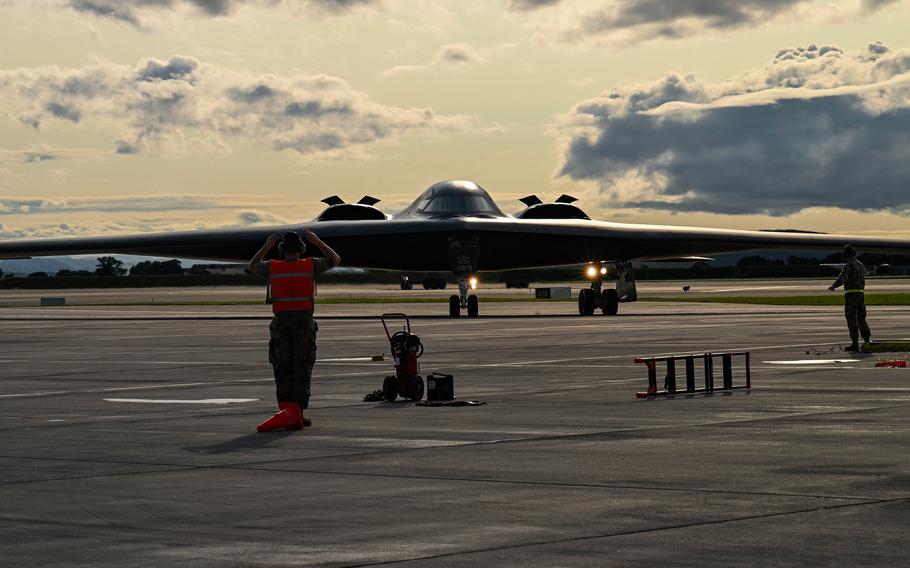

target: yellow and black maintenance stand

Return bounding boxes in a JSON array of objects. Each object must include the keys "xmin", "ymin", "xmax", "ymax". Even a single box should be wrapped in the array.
[{"xmin": 635, "ymin": 352, "xmax": 751, "ymax": 398}]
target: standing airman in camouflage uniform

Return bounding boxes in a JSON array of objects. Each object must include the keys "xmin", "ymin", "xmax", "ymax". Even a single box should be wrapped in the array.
[
  {"xmin": 249, "ymin": 230, "xmax": 340, "ymax": 430},
  {"xmin": 828, "ymin": 245, "xmax": 871, "ymax": 352}
]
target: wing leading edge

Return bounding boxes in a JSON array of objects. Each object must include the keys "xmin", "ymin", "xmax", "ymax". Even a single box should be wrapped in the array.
[
  {"xmin": 456, "ymin": 217, "xmax": 910, "ymax": 271},
  {"xmin": 2, "ymin": 214, "xmax": 909, "ymax": 272}
]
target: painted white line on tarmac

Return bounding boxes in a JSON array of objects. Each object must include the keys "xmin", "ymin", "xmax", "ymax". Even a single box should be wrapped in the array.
[
  {"xmin": 705, "ymin": 286, "xmax": 807, "ymax": 293},
  {"xmin": 0, "ymin": 391, "xmax": 68, "ymax": 399},
  {"xmin": 764, "ymin": 386, "xmax": 910, "ymax": 392},
  {"xmin": 464, "ymin": 339, "xmax": 849, "ymax": 368},
  {"xmin": 0, "ymin": 359, "xmax": 267, "ymax": 366},
  {"xmin": 319, "ymin": 357, "xmax": 385, "ymax": 362},
  {"xmin": 104, "ymin": 398, "xmax": 259, "ymax": 404},
  {"xmin": 764, "ymin": 360, "xmax": 860, "ymax": 365},
  {"xmin": 0, "ymin": 370, "xmax": 385, "ymax": 400},
  {"xmin": 1, "ymin": 356, "xmax": 391, "ymax": 365},
  {"xmin": 300, "ymin": 436, "xmax": 475, "ymax": 448}
]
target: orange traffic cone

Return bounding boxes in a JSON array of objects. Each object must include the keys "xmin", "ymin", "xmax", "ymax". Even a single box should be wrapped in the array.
[{"xmin": 256, "ymin": 402, "xmax": 304, "ymax": 432}]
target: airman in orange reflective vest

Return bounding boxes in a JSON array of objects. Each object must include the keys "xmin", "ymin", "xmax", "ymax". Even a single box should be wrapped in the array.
[{"xmin": 249, "ymin": 230, "xmax": 341, "ymax": 431}]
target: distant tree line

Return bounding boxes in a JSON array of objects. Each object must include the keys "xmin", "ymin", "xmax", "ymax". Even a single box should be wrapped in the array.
[
  {"xmin": 20, "ymin": 257, "xmax": 184, "ymax": 278},
  {"xmin": 5, "ymin": 253, "xmax": 910, "ymax": 285},
  {"xmin": 129, "ymin": 259, "xmax": 184, "ymax": 275}
]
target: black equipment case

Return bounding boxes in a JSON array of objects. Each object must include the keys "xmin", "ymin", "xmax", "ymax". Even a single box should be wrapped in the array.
[{"xmin": 426, "ymin": 372, "xmax": 454, "ymax": 401}]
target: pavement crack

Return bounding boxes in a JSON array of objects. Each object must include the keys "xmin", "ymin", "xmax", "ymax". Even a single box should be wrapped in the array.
[
  {"xmin": 217, "ymin": 464, "xmax": 879, "ymax": 502},
  {"xmin": 0, "ymin": 465, "xmax": 196, "ymax": 487},
  {"xmin": 337, "ymin": 496, "xmax": 910, "ymax": 567}
]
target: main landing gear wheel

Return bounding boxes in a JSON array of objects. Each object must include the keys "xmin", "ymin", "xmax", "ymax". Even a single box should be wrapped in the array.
[
  {"xmin": 449, "ymin": 295, "xmax": 460, "ymax": 317},
  {"xmin": 602, "ymin": 288, "xmax": 619, "ymax": 316},
  {"xmin": 423, "ymin": 277, "xmax": 447, "ymax": 290},
  {"xmin": 405, "ymin": 375, "xmax": 424, "ymax": 400},
  {"xmin": 467, "ymin": 295, "xmax": 479, "ymax": 318},
  {"xmin": 382, "ymin": 376, "xmax": 399, "ymax": 401},
  {"xmin": 578, "ymin": 288, "xmax": 595, "ymax": 316}
]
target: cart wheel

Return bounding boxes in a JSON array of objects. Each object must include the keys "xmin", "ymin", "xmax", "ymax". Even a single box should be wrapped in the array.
[
  {"xmin": 382, "ymin": 376, "xmax": 399, "ymax": 402},
  {"xmin": 406, "ymin": 375, "xmax": 424, "ymax": 401}
]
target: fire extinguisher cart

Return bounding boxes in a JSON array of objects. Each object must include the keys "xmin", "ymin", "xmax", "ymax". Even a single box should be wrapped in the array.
[{"xmin": 381, "ymin": 313, "xmax": 425, "ymax": 401}]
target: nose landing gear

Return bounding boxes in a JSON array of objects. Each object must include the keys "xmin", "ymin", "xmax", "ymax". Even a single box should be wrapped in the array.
[
  {"xmin": 449, "ymin": 275, "xmax": 479, "ymax": 317},
  {"xmin": 447, "ymin": 236, "xmax": 481, "ymax": 318}
]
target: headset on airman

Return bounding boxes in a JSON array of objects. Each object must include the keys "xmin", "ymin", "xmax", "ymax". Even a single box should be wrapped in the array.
[{"xmin": 277, "ymin": 231, "xmax": 305, "ymax": 258}]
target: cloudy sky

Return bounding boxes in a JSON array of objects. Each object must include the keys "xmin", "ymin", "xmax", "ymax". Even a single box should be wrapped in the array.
[{"xmin": 1, "ymin": 0, "xmax": 909, "ymax": 240}]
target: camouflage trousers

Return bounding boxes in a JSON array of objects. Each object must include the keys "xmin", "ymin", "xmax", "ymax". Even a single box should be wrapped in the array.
[
  {"xmin": 844, "ymin": 293, "xmax": 871, "ymax": 342},
  {"xmin": 268, "ymin": 314, "xmax": 318, "ymax": 409}
]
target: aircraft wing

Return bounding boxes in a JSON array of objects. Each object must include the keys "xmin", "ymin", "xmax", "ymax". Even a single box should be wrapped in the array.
[
  {"xmin": 0, "ymin": 219, "xmax": 468, "ymax": 267},
  {"xmin": 0, "ymin": 226, "xmax": 274, "ymax": 264},
  {"xmin": 1, "ymin": 216, "xmax": 909, "ymax": 272},
  {"xmin": 456, "ymin": 217, "xmax": 910, "ymax": 271}
]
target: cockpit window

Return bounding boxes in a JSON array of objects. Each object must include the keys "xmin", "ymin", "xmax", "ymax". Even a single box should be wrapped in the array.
[
  {"xmin": 419, "ymin": 194, "xmax": 496, "ymax": 215},
  {"xmin": 400, "ymin": 181, "xmax": 506, "ymax": 217}
]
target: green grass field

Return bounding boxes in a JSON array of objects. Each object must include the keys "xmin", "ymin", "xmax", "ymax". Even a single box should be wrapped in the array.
[
  {"xmin": 9, "ymin": 293, "xmax": 910, "ymax": 308},
  {"xmin": 62, "ymin": 296, "xmax": 576, "ymax": 307},
  {"xmin": 640, "ymin": 294, "xmax": 910, "ymax": 306}
]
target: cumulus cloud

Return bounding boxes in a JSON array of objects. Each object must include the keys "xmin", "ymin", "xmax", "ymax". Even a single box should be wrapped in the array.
[
  {"xmin": 513, "ymin": 0, "xmax": 904, "ymax": 46},
  {"xmin": 0, "ymin": 198, "xmax": 295, "ymax": 239},
  {"xmin": 237, "ymin": 209, "xmax": 286, "ymax": 225},
  {"xmin": 0, "ymin": 209, "xmax": 295, "ymax": 239},
  {"xmin": 556, "ymin": 43, "xmax": 910, "ymax": 215},
  {"xmin": 0, "ymin": 219, "xmax": 215, "ymax": 239},
  {"xmin": 382, "ymin": 43, "xmax": 495, "ymax": 77},
  {"xmin": 0, "ymin": 146, "xmax": 123, "ymax": 164},
  {"xmin": 0, "ymin": 55, "xmax": 473, "ymax": 158},
  {"xmin": 0, "ymin": 195, "xmax": 248, "ymax": 215},
  {"xmin": 64, "ymin": 0, "xmax": 376, "ymax": 28}
]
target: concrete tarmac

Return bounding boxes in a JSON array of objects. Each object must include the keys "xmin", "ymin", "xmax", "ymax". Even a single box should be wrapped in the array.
[
  {"xmin": 2, "ymin": 277, "xmax": 910, "ymax": 307},
  {"xmin": 1, "ymin": 298, "xmax": 910, "ymax": 566}
]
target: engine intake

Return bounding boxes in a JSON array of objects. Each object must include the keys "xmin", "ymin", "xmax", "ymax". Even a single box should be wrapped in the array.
[
  {"xmin": 515, "ymin": 194, "xmax": 590, "ymax": 220},
  {"xmin": 316, "ymin": 195, "xmax": 387, "ymax": 221}
]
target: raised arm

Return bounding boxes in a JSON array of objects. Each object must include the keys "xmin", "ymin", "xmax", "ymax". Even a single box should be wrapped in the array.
[
  {"xmin": 249, "ymin": 233, "xmax": 280, "ymax": 270},
  {"xmin": 303, "ymin": 229, "xmax": 341, "ymax": 267}
]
